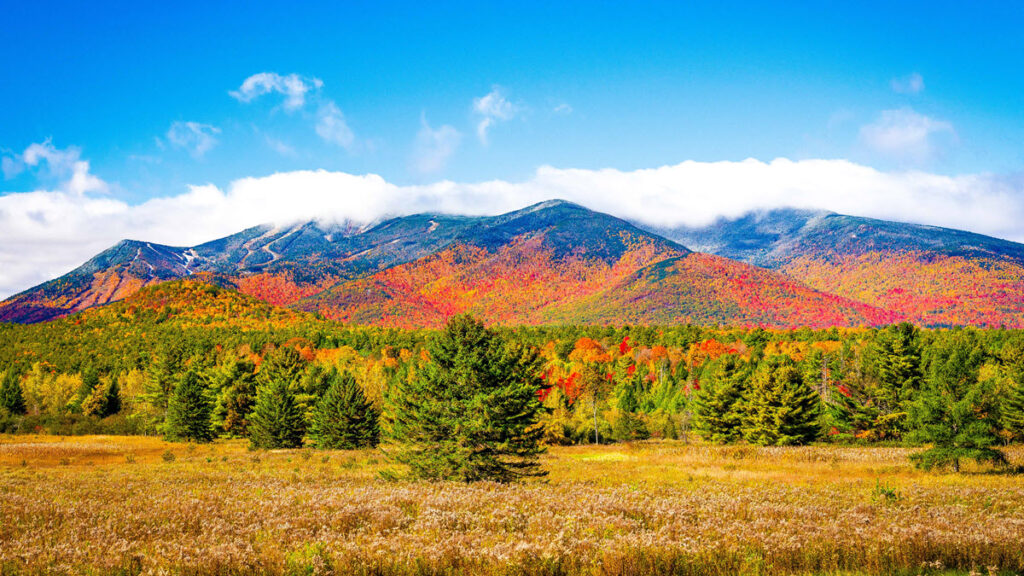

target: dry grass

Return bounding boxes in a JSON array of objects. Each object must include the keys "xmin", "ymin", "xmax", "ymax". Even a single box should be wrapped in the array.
[{"xmin": 1, "ymin": 435, "xmax": 1023, "ymax": 576}]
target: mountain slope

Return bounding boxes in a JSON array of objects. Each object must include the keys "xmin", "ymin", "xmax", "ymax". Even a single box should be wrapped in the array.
[{"xmin": 653, "ymin": 209, "xmax": 1024, "ymax": 327}]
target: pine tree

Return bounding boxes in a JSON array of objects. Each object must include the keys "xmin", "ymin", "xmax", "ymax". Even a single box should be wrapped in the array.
[
  {"xmin": 873, "ymin": 323, "xmax": 923, "ymax": 414},
  {"xmin": 249, "ymin": 378, "xmax": 305, "ymax": 449},
  {"xmin": 71, "ymin": 365, "xmax": 101, "ymax": 413},
  {"xmin": 999, "ymin": 336, "xmax": 1024, "ymax": 442},
  {"xmin": 742, "ymin": 358, "xmax": 822, "ymax": 446},
  {"xmin": 164, "ymin": 370, "xmax": 215, "ymax": 443},
  {"xmin": 908, "ymin": 332, "xmax": 1006, "ymax": 472},
  {"xmin": 82, "ymin": 377, "xmax": 121, "ymax": 418},
  {"xmin": 612, "ymin": 371, "xmax": 650, "ymax": 441},
  {"xmin": 691, "ymin": 355, "xmax": 749, "ymax": 443},
  {"xmin": 0, "ymin": 369, "xmax": 27, "ymax": 416},
  {"xmin": 386, "ymin": 314, "xmax": 546, "ymax": 482},
  {"xmin": 309, "ymin": 370, "xmax": 380, "ymax": 449}
]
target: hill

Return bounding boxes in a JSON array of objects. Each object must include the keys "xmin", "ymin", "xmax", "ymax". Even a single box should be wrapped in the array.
[{"xmin": 653, "ymin": 209, "xmax": 1024, "ymax": 327}]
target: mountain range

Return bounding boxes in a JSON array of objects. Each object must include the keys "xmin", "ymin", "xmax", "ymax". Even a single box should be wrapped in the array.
[{"xmin": 1, "ymin": 199, "xmax": 1021, "ymax": 329}]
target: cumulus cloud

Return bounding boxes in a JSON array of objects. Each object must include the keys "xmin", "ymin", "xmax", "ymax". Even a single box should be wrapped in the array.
[
  {"xmin": 891, "ymin": 72, "xmax": 925, "ymax": 94},
  {"xmin": 315, "ymin": 101, "xmax": 355, "ymax": 148},
  {"xmin": 859, "ymin": 108, "xmax": 956, "ymax": 164},
  {"xmin": 472, "ymin": 87, "xmax": 518, "ymax": 144},
  {"xmin": 411, "ymin": 115, "xmax": 461, "ymax": 175},
  {"xmin": 166, "ymin": 121, "xmax": 221, "ymax": 158},
  {"xmin": 229, "ymin": 72, "xmax": 323, "ymax": 111},
  {"xmin": 3, "ymin": 155, "xmax": 1024, "ymax": 299},
  {"xmin": 1, "ymin": 141, "xmax": 107, "ymax": 196}
]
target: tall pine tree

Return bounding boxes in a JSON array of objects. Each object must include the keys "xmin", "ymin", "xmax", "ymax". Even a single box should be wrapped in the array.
[
  {"xmin": 386, "ymin": 314, "xmax": 546, "ymax": 482},
  {"xmin": 249, "ymin": 378, "xmax": 305, "ymax": 449},
  {"xmin": 999, "ymin": 336, "xmax": 1024, "ymax": 442},
  {"xmin": 0, "ymin": 369, "xmax": 27, "ymax": 416},
  {"xmin": 908, "ymin": 332, "xmax": 1006, "ymax": 472},
  {"xmin": 691, "ymin": 354, "xmax": 749, "ymax": 443},
  {"xmin": 309, "ymin": 370, "xmax": 380, "ymax": 449},
  {"xmin": 165, "ymin": 370, "xmax": 215, "ymax": 442},
  {"xmin": 742, "ymin": 358, "xmax": 821, "ymax": 446}
]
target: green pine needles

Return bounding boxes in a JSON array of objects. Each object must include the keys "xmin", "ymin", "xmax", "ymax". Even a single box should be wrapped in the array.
[
  {"xmin": 742, "ymin": 358, "xmax": 822, "ymax": 446},
  {"xmin": 386, "ymin": 314, "xmax": 547, "ymax": 482},
  {"xmin": 165, "ymin": 370, "xmax": 214, "ymax": 443},
  {"xmin": 310, "ymin": 370, "xmax": 380, "ymax": 449},
  {"xmin": 0, "ymin": 369, "xmax": 27, "ymax": 416},
  {"xmin": 249, "ymin": 378, "xmax": 306, "ymax": 449}
]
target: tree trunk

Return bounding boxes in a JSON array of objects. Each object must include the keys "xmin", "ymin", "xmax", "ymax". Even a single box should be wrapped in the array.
[
  {"xmin": 593, "ymin": 398, "xmax": 599, "ymax": 445},
  {"xmin": 953, "ymin": 458, "xmax": 960, "ymax": 473}
]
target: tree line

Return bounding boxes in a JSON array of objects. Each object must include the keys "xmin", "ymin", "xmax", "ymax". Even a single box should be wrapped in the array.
[{"xmin": 4, "ymin": 314, "xmax": 1024, "ymax": 476}]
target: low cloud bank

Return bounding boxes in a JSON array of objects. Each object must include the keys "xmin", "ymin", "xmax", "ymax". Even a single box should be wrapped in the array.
[{"xmin": 2, "ymin": 157, "xmax": 1022, "ymax": 298}]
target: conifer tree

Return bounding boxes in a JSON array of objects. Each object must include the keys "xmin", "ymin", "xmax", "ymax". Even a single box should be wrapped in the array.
[
  {"xmin": 0, "ymin": 369, "xmax": 27, "ymax": 416},
  {"xmin": 908, "ymin": 332, "xmax": 1006, "ymax": 472},
  {"xmin": 999, "ymin": 336, "xmax": 1024, "ymax": 442},
  {"xmin": 71, "ymin": 365, "xmax": 101, "ymax": 413},
  {"xmin": 249, "ymin": 378, "xmax": 305, "ymax": 449},
  {"xmin": 82, "ymin": 377, "xmax": 121, "ymax": 418},
  {"xmin": 612, "ymin": 370, "xmax": 649, "ymax": 441},
  {"xmin": 873, "ymin": 323, "xmax": 923, "ymax": 413},
  {"xmin": 691, "ymin": 355, "xmax": 749, "ymax": 443},
  {"xmin": 164, "ymin": 370, "xmax": 215, "ymax": 442},
  {"xmin": 386, "ymin": 314, "xmax": 546, "ymax": 482},
  {"xmin": 309, "ymin": 370, "xmax": 380, "ymax": 449},
  {"xmin": 742, "ymin": 358, "xmax": 821, "ymax": 446}
]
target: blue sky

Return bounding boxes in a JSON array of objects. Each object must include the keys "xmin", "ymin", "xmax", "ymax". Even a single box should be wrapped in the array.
[{"xmin": 2, "ymin": 1, "xmax": 1024, "ymax": 296}]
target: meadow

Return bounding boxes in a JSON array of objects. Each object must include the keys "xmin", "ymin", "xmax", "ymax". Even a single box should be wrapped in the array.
[{"xmin": 2, "ymin": 435, "xmax": 1023, "ymax": 576}]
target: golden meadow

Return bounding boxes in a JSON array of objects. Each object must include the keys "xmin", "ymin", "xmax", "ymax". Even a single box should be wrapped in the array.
[{"xmin": 2, "ymin": 435, "xmax": 1023, "ymax": 576}]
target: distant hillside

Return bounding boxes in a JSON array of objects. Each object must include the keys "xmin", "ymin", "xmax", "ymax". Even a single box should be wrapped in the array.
[
  {"xmin": 652, "ymin": 209, "xmax": 1024, "ymax": 327},
  {"xmin": 4, "ymin": 200, "xmax": 1024, "ymax": 328}
]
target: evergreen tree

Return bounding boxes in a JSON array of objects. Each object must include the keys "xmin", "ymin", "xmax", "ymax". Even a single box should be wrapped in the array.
[
  {"xmin": 742, "ymin": 358, "xmax": 822, "ymax": 446},
  {"xmin": 309, "ymin": 370, "xmax": 380, "ymax": 449},
  {"xmin": 691, "ymin": 355, "xmax": 749, "ymax": 443},
  {"xmin": 82, "ymin": 377, "xmax": 121, "ymax": 418},
  {"xmin": 908, "ymin": 332, "xmax": 1006, "ymax": 472},
  {"xmin": 999, "ymin": 336, "xmax": 1024, "ymax": 442},
  {"xmin": 0, "ymin": 369, "xmax": 27, "ymax": 416},
  {"xmin": 249, "ymin": 378, "xmax": 305, "ymax": 449},
  {"xmin": 164, "ymin": 370, "xmax": 215, "ymax": 442},
  {"xmin": 612, "ymin": 367, "xmax": 649, "ymax": 441},
  {"xmin": 71, "ymin": 364, "xmax": 101, "ymax": 413},
  {"xmin": 386, "ymin": 314, "xmax": 546, "ymax": 482},
  {"xmin": 873, "ymin": 323, "xmax": 923, "ymax": 414}
]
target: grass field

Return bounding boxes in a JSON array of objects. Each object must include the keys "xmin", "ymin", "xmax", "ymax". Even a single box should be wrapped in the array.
[{"xmin": 2, "ymin": 436, "xmax": 1023, "ymax": 575}]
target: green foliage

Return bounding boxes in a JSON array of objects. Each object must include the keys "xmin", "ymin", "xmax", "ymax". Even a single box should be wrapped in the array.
[
  {"xmin": 908, "ymin": 332, "xmax": 1006, "ymax": 472},
  {"xmin": 386, "ymin": 314, "xmax": 546, "ymax": 482},
  {"xmin": 81, "ymin": 377, "xmax": 121, "ymax": 418},
  {"xmin": 873, "ymin": 322, "xmax": 923, "ymax": 413},
  {"xmin": 249, "ymin": 378, "xmax": 306, "ymax": 449},
  {"xmin": 691, "ymin": 355, "xmax": 749, "ymax": 443},
  {"xmin": 164, "ymin": 370, "xmax": 214, "ymax": 443},
  {"xmin": 0, "ymin": 369, "xmax": 27, "ymax": 416},
  {"xmin": 309, "ymin": 370, "xmax": 380, "ymax": 449},
  {"xmin": 742, "ymin": 358, "xmax": 821, "ymax": 446}
]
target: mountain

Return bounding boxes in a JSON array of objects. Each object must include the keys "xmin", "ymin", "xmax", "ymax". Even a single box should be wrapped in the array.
[
  {"xmin": 652, "ymin": 209, "xmax": 1024, "ymax": 327},
  {"xmin": 3, "ymin": 200, "xmax": 1019, "ymax": 329}
]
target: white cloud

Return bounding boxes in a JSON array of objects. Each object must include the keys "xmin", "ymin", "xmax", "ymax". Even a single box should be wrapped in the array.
[
  {"xmin": 315, "ymin": 101, "xmax": 355, "ymax": 149},
  {"xmin": 472, "ymin": 87, "xmax": 518, "ymax": 145},
  {"xmin": 3, "ymin": 156, "xmax": 1024, "ymax": 299},
  {"xmin": 166, "ymin": 121, "xmax": 221, "ymax": 158},
  {"xmin": 264, "ymin": 135, "xmax": 297, "ymax": 157},
  {"xmin": 2, "ymin": 140, "xmax": 107, "ymax": 196},
  {"xmin": 891, "ymin": 72, "xmax": 925, "ymax": 94},
  {"xmin": 553, "ymin": 103, "xmax": 573, "ymax": 115},
  {"xmin": 411, "ymin": 115, "xmax": 461, "ymax": 175},
  {"xmin": 859, "ymin": 108, "xmax": 956, "ymax": 164},
  {"xmin": 229, "ymin": 72, "xmax": 323, "ymax": 111}
]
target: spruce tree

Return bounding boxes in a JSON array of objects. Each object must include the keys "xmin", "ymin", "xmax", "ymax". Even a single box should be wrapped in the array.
[
  {"xmin": 386, "ymin": 314, "xmax": 546, "ymax": 482},
  {"xmin": 691, "ymin": 355, "xmax": 748, "ymax": 443},
  {"xmin": 249, "ymin": 378, "xmax": 305, "ymax": 449},
  {"xmin": 999, "ymin": 336, "xmax": 1024, "ymax": 441},
  {"xmin": 612, "ymin": 371, "xmax": 650, "ymax": 441},
  {"xmin": 908, "ymin": 332, "xmax": 1006, "ymax": 472},
  {"xmin": 742, "ymin": 358, "xmax": 822, "ymax": 446},
  {"xmin": 309, "ymin": 370, "xmax": 380, "ymax": 449},
  {"xmin": 873, "ymin": 323, "xmax": 923, "ymax": 413},
  {"xmin": 0, "ymin": 369, "xmax": 27, "ymax": 416},
  {"xmin": 82, "ymin": 378, "xmax": 121, "ymax": 418},
  {"xmin": 165, "ymin": 370, "xmax": 215, "ymax": 443}
]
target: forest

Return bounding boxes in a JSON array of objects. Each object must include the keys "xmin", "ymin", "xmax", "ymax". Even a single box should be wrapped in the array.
[{"xmin": 2, "ymin": 281, "xmax": 1022, "ymax": 473}]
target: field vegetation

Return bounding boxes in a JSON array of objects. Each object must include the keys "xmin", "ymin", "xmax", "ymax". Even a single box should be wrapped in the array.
[{"xmin": 2, "ymin": 435, "xmax": 1023, "ymax": 576}]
